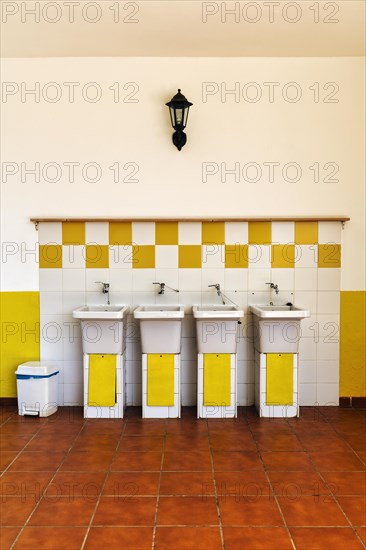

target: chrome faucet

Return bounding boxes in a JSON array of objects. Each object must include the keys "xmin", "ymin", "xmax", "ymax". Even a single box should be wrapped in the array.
[
  {"xmin": 153, "ymin": 282, "xmax": 179, "ymax": 295},
  {"xmin": 266, "ymin": 282, "xmax": 279, "ymax": 295},
  {"xmin": 208, "ymin": 283, "xmax": 226, "ymax": 305},
  {"xmin": 95, "ymin": 281, "xmax": 110, "ymax": 305}
]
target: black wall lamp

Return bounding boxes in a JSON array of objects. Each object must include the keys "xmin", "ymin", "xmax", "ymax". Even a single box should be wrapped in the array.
[{"xmin": 166, "ymin": 89, "xmax": 193, "ymax": 151}]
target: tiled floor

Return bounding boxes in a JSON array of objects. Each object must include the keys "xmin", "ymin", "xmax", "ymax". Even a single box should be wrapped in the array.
[{"xmin": 0, "ymin": 406, "xmax": 365, "ymax": 549}]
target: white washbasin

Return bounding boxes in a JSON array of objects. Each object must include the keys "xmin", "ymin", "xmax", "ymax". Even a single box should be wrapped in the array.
[
  {"xmin": 134, "ymin": 305, "xmax": 184, "ymax": 319},
  {"xmin": 193, "ymin": 305, "xmax": 244, "ymax": 320},
  {"xmin": 73, "ymin": 305, "xmax": 129, "ymax": 320},
  {"xmin": 249, "ymin": 304, "xmax": 310, "ymax": 319},
  {"xmin": 73, "ymin": 305, "xmax": 129, "ymax": 354},
  {"xmin": 193, "ymin": 304, "xmax": 244, "ymax": 354},
  {"xmin": 250, "ymin": 304, "xmax": 310, "ymax": 353},
  {"xmin": 134, "ymin": 305, "xmax": 184, "ymax": 354}
]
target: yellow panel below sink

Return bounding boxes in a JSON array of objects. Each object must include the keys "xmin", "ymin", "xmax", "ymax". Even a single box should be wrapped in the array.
[
  {"xmin": 204, "ymin": 354, "xmax": 231, "ymax": 406},
  {"xmin": 266, "ymin": 353, "xmax": 293, "ymax": 405},
  {"xmin": 88, "ymin": 354, "xmax": 116, "ymax": 407},
  {"xmin": 147, "ymin": 354, "xmax": 175, "ymax": 406}
]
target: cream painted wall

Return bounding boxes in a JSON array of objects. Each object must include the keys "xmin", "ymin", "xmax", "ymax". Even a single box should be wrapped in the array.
[{"xmin": 1, "ymin": 57, "xmax": 365, "ymax": 290}]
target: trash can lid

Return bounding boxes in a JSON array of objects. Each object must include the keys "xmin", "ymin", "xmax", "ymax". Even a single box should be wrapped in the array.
[{"xmin": 16, "ymin": 361, "xmax": 59, "ymax": 376}]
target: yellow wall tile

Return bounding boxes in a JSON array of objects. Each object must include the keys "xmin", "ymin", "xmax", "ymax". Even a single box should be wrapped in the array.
[
  {"xmin": 295, "ymin": 222, "xmax": 318, "ymax": 244},
  {"xmin": 39, "ymin": 245, "xmax": 62, "ymax": 268},
  {"xmin": 62, "ymin": 222, "xmax": 85, "ymax": 245},
  {"xmin": 340, "ymin": 291, "xmax": 366, "ymax": 397},
  {"xmin": 202, "ymin": 222, "xmax": 225, "ymax": 245},
  {"xmin": 86, "ymin": 245, "xmax": 109, "ymax": 268},
  {"xmin": 155, "ymin": 222, "xmax": 178, "ymax": 245},
  {"xmin": 225, "ymin": 244, "xmax": 248, "ymax": 268},
  {"xmin": 318, "ymin": 244, "xmax": 341, "ymax": 268},
  {"xmin": 132, "ymin": 245, "xmax": 155, "ymax": 269},
  {"xmin": 0, "ymin": 292, "xmax": 40, "ymax": 397},
  {"xmin": 272, "ymin": 244, "xmax": 295, "ymax": 268},
  {"xmin": 248, "ymin": 222, "xmax": 271, "ymax": 244},
  {"xmin": 179, "ymin": 245, "xmax": 202, "ymax": 268},
  {"xmin": 109, "ymin": 222, "xmax": 132, "ymax": 245}
]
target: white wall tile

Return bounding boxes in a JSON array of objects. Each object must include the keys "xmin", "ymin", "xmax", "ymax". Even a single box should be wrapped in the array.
[
  {"xmin": 318, "ymin": 222, "xmax": 342, "ymax": 244},
  {"xmin": 317, "ymin": 361, "xmax": 339, "ymax": 384},
  {"xmin": 270, "ymin": 268, "xmax": 294, "ymax": 291},
  {"xmin": 181, "ymin": 360, "xmax": 197, "ymax": 384},
  {"xmin": 132, "ymin": 269, "xmax": 156, "ymax": 292},
  {"xmin": 237, "ymin": 360, "xmax": 255, "ymax": 384},
  {"xmin": 155, "ymin": 246, "xmax": 178, "ymax": 269},
  {"xmin": 317, "ymin": 341, "xmax": 340, "ymax": 361},
  {"xmin": 248, "ymin": 245, "xmax": 271, "ymax": 269},
  {"xmin": 298, "ymin": 360, "xmax": 317, "ymax": 383},
  {"xmin": 298, "ymin": 338, "xmax": 317, "ymax": 360},
  {"xmin": 225, "ymin": 269, "xmax": 248, "ymax": 291},
  {"xmin": 295, "ymin": 245, "xmax": 318, "ymax": 268},
  {"xmin": 155, "ymin": 269, "xmax": 179, "ymax": 290},
  {"xmin": 225, "ymin": 222, "xmax": 248, "ymax": 244},
  {"xmin": 295, "ymin": 268, "xmax": 318, "ymax": 291},
  {"xmin": 317, "ymin": 383, "xmax": 339, "ymax": 406},
  {"xmin": 62, "ymin": 246, "xmax": 86, "ymax": 268},
  {"xmin": 132, "ymin": 222, "xmax": 155, "ymax": 244},
  {"xmin": 62, "ymin": 291, "xmax": 86, "ymax": 315},
  {"xmin": 202, "ymin": 245, "xmax": 224, "ymax": 268},
  {"xmin": 181, "ymin": 383, "xmax": 197, "ymax": 406},
  {"xmin": 299, "ymin": 384, "xmax": 317, "ymax": 406},
  {"xmin": 179, "ymin": 269, "xmax": 201, "ymax": 291},
  {"xmin": 63, "ymin": 337, "xmax": 83, "ymax": 362},
  {"xmin": 109, "ymin": 269, "xmax": 133, "ymax": 292},
  {"xmin": 294, "ymin": 291, "xmax": 317, "ymax": 314},
  {"xmin": 62, "ymin": 269, "xmax": 85, "ymax": 292},
  {"xmin": 318, "ymin": 268, "xmax": 341, "ymax": 291},
  {"xmin": 85, "ymin": 222, "xmax": 109, "ymax": 244},
  {"xmin": 40, "ymin": 291, "xmax": 63, "ymax": 315},
  {"xmin": 201, "ymin": 268, "xmax": 225, "ymax": 291},
  {"xmin": 109, "ymin": 246, "xmax": 133, "ymax": 268},
  {"xmin": 248, "ymin": 268, "xmax": 271, "ymax": 291},
  {"xmin": 39, "ymin": 269, "xmax": 62, "ymax": 291},
  {"xmin": 317, "ymin": 291, "xmax": 340, "ymax": 314},
  {"xmin": 178, "ymin": 222, "xmax": 201, "ymax": 244},
  {"xmin": 271, "ymin": 222, "xmax": 294, "ymax": 244},
  {"xmin": 63, "ymin": 360, "xmax": 83, "ymax": 384},
  {"xmin": 38, "ymin": 222, "xmax": 62, "ymax": 245},
  {"xmin": 63, "ymin": 383, "xmax": 83, "ymax": 405}
]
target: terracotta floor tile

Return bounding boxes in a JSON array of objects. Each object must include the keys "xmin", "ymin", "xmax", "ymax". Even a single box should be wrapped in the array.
[
  {"xmin": 165, "ymin": 434, "xmax": 210, "ymax": 452},
  {"xmin": 124, "ymin": 420, "xmax": 167, "ymax": 436},
  {"xmin": 0, "ymin": 436, "xmax": 32, "ymax": 452},
  {"xmin": 336, "ymin": 496, "xmax": 366, "ymax": 525},
  {"xmin": 268, "ymin": 471, "xmax": 330, "ymax": 497},
  {"xmin": 119, "ymin": 435, "xmax": 164, "ymax": 452},
  {"xmin": 277, "ymin": 495, "xmax": 348, "ymax": 526},
  {"xmin": 29, "ymin": 496, "xmax": 95, "ymax": 526},
  {"xmin": 0, "ymin": 423, "xmax": 41, "ymax": 435},
  {"xmin": 157, "ymin": 496, "xmax": 219, "ymax": 526},
  {"xmin": 309, "ymin": 452, "xmax": 365, "ymax": 472},
  {"xmin": 82, "ymin": 420, "xmax": 124, "ymax": 433},
  {"xmin": 8, "ymin": 452, "xmax": 65, "ymax": 472},
  {"xmin": 322, "ymin": 471, "xmax": 366, "ymax": 496},
  {"xmin": 71, "ymin": 434, "xmax": 119, "ymax": 452},
  {"xmin": 112, "ymin": 451, "xmax": 162, "ymax": 471},
  {"xmin": 163, "ymin": 451, "xmax": 212, "ymax": 471},
  {"xmin": 13, "ymin": 526, "xmax": 87, "ymax": 549},
  {"xmin": 356, "ymin": 451, "xmax": 366, "ymax": 464},
  {"xmin": 218, "ymin": 495, "xmax": 284, "ymax": 526},
  {"xmin": 223, "ymin": 527, "xmax": 293, "ymax": 549},
  {"xmin": 154, "ymin": 526, "xmax": 222, "ymax": 549},
  {"xmin": 160, "ymin": 472, "xmax": 215, "ymax": 496},
  {"xmin": 356, "ymin": 527, "xmax": 366, "ymax": 544},
  {"xmin": 60, "ymin": 450, "xmax": 114, "ymax": 471},
  {"xmin": 103, "ymin": 472, "xmax": 160, "ymax": 496},
  {"xmin": 0, "ymin": 472, "xmax": 53, "ymax": 498},
  {"xmin": 93, "ymin": 496, "xmax": 157, "ymax": 526},
  {"xmin": 25, "ymin": 434, "xmax": 76, "ymax": 453},
  {"xmin": 84, "ymin": 526, "xmax": 153, "ymax": 549},
  {"xmin": 0, "ymin": 527, "xmax": 21, "ymax": 549},
  {"xmin": 214, "ymin": 471, "xmax": 271, "ymax": 499},
  {"xmin": 209, "ymin": 433, "xmax": 257, "ymax": 452},
  {"xmin": 0, "ymin": 497, "xmax": 37, "ymax": 526},
  {"xmin": 254, "ymin": 434, "xmax": 303, "ymax": 452},
  {"xmin": 213, "ymin": 451, "xmax": 263, "ymax": 471},
  {"xmin": 289, "ymin": 527, "xmax": 365, "ymax": 549},
  {"xmin": 343, "ymin": 436, "xmax": 366, "ymax": 451},
  {"xmin": 45, "ymin": 471, "xmax": 106, "ymax": 498},
  {"xmin": 297, "ymin": 435, "xmax": 352, "ymax": 453},
  {"xmin": 261, "ymin": 452, "xmax": 315, "ymax": 471},
  {"xmin": 166, "ymin": 420, "xmax": 208, "ymax": 435},
  {"xmin": 0, "ymin": 451, "xmax": 18, "ymax": 471}
]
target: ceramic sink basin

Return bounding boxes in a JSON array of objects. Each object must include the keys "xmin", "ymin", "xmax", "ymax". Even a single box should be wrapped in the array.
[
  {"xmin": 193, "ymin": 305, "xmax": 244, "ymax": 354},
  {"xmin": 73, "ymin": 305, "xmax": 129, "ymax": 354},
  {"xmin": 134, "ymin": 305, "xmax": 185, "ymax": 354},
  {"xmin": 73, "ymin": 305, "xmax": 129, "ymax": 320},
  {"xmin": 249, "ymin": 304, "xmax": 310, "ymax": 353}
]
